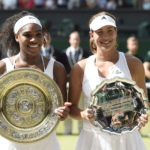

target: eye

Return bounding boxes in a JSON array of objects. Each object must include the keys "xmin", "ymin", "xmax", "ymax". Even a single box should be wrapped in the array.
[
  {"xmin": 23, "ymin": 33, "xmax": 32, "ymax": 38},
  {"xmin": 108, "ymin": 29, "xmax": 113, "ymax": 33},
  {"xmin": 96, "ymin": 31, "xmax": 103, "ymax": 35},
  {"xmin": 36, "ymin": 32, "xmax": 43, "ymax": 38},
  {"xmin": 108, "ymin": 28, "xmax": 115, "ymax": 34}
]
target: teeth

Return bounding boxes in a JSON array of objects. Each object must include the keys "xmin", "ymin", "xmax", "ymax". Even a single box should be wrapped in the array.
[
  {"xmin": 103, "ymin": 41, "xmax": 109, "ymax": 44},
  {"xmin": 29, "ymin": 45, "xmax": 38, "ymax": 48}
]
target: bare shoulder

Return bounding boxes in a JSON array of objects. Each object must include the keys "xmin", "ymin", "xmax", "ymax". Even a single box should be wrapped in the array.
[
  {"xmin": 125, "ymin": 54, "xmax": 146, "ymax": 90},
  {"xmin": 72, "ymin": 58, "xmax": 87, "ymax": 73},
  {"xmin": 53, "ymin": 60, "xmax": 67, "ymax": 82},
  {"xmin": 0, "ymin": 60, "xmax": 6, "ymax": 75},
  {"xmin": 125, "ymin": 54, "xmax": 143, "ymax": 71},
  {"xmin": 70, "ymin": 58, "xmax": 87, "ymax": 84},
  {"xmin": 54, "ymin": 60, "xmax": 66, "ymax": 72}
]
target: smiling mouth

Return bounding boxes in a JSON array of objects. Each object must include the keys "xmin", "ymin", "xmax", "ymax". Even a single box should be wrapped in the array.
[
  {"xmin": 101, "ymin": 40, "xmax": 113, "ymax": 46},
  {"xmin": 29, "ymin": 45, "xmax": 39, "ymax": 48}
]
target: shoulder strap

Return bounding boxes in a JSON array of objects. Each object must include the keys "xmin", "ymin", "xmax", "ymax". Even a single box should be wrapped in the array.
[
  {"xmin": 44, "ymin": 57, "xmax": 55, "ymax": 79},
  {"xmin": 1, "ymin": 58, "xmax": 14, "ymax": 72}
]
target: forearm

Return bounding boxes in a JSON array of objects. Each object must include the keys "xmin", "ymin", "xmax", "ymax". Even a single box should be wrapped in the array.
[
  {"xmin": 145, "ymin": 71, "xmax": 150, "ymax": 79},
  {"xmin": 70, "ymin": 105, "xmax": 84, "ymax": 120},
  {"xmin": 143, "ymin": 62, "xmax": 150, "ymax": 79}
]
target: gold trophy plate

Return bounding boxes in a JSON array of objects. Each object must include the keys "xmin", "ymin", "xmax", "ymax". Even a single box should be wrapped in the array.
[{"xmin": 0, "ymin": 68, "xmax": 63, "ymax": 143}]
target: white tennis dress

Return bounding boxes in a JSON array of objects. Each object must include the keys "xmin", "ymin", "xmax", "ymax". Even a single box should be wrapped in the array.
[
  {"xmin": 76, "ymin": 52, "xmax": 147, "ymax": 150},
  {"xmin": 0, "ymin": 57, "xmax": 61, "ymax": 150}
]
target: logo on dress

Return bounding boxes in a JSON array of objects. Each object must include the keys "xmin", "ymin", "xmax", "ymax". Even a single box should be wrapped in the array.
[
  {"xmin": 115, "ymin": 69, "xmax": 122, "ymax": 74},
  {"xmin": 101, "ymin": 16, "xmax": 106, "ymax": 20}
]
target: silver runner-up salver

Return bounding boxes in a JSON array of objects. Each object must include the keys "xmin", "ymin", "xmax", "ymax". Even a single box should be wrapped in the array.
[
  {"xmin": 0, "ymin": 68, "xmax": 63, "ymax": 143},
  {"xmin": 89, "ymin": 77, "xmax": 149, "ymax": 135}
]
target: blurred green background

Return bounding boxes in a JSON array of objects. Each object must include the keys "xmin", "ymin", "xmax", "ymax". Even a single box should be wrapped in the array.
[{"xmin": 52, "ymin": 38, "xmax": 150, "ymax": 62}]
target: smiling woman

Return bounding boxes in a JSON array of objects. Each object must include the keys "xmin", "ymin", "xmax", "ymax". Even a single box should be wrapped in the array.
[
  {"xmin": 0, "ymin": 10, "xmax": 71, "ymax": 150},
  {"xmin": 69, "ymin": 11, "xmax": 149, "ymax": 150}
]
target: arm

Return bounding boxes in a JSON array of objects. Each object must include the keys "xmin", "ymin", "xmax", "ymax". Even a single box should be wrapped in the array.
[
  {"xmin": 126, "ymin": 54, "xmax": 147, "ymax": 94},
  {"xmin": 53, "ymin": 61, "xmax": 71, "ymax": 120},
  {"xmin": 54, "ymin": 61, "xmax": 67, "ymax": 101},
  {"xmin": 0, "ymin": 61, "xmax": 6, "ymax": 75},
  {"xmin": 69, "ymin": 59, "xmax": 94, "ymax": 121},
  {"xmin": 126, "ymin": 54, "xmax": 149, "ymax": 128},
  {"xmin": 143, "ymin": 61, "xmax": 150, "ymax": 79}
]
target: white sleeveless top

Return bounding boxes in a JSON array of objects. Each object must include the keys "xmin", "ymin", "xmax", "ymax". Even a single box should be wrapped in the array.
[
  {"xmin": 75, "ymin": 52, "xmax": 146, "ymax": 150},
  {"xmin": 2, "ymin": 57, "xmax": 54, "ymax": 78},
  {"xmin": 82, "ymin": 52, "xmax": 132, "ymax": 108},
  {"xmin": 0, "ymin": 57, "xmax": 61, "ymax": 150}
]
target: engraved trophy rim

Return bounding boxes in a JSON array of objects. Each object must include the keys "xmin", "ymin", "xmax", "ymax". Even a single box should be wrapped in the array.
[
  {"xmin": 0, "ymin": 68, "xmax": 63, "ymax": 143},
  {"xmin": 90, "ymin": 77, "xmax": 148, "ymax": 135}
]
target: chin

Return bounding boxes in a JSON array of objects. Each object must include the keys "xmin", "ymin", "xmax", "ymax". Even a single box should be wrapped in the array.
[
  {"xmin": 28, "ymin": 51, "xmax": 40, "ymax": 56},
  {"xmin": 101, "ymin": 47, "xmax": 112, "ymax": 52}
]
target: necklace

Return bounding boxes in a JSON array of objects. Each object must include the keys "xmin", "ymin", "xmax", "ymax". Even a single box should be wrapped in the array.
[{"xmin": 13, "ymin": 53, "xmax": 46, "ymax": 72}]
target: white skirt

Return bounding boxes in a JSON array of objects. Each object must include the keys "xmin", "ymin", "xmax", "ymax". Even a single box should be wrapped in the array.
[
  {"xmin": 0, "ymin": 131, "xmax": 61, "ymax": 150},
  {"xmin": 76, "ymin": 128, "xmax": 147, "ymax": 150}
]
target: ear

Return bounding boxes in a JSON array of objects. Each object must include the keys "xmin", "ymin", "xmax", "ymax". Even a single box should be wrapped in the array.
[{"xmin": 15, "ymin": 33, "xmax": 19, "ymax": 42}]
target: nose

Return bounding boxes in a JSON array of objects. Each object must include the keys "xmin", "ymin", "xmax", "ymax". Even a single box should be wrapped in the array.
[
  {"xmin": 102, "ymin": 32, "xmax": 109, "ymax": 39},
  {"xmin": 30, "ymin": 36, "xmax": 37, "ymax": 42}
]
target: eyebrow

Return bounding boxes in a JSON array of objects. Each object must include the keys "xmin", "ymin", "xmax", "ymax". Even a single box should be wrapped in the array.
[
  {"xmin": 98, "ymin": 26, "xmax": 115, "ymax": 31},
  {"xmin": 22, "ymin": 29, "xmax": 42, "ymax": 33}
]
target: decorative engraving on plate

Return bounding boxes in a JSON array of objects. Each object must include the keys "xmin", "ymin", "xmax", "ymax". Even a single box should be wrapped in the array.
[{"xmin": 0, "ymin": 68, "xmax": 63, "ymax": 143}]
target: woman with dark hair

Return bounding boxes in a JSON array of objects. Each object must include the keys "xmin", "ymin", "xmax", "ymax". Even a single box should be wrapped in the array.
[{"xmin": 0, "ymin": 11, "xmax": 71, "ymax": 150}]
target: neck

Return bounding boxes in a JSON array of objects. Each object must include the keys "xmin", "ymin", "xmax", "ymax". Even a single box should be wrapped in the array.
[
  {"xmin": 14, "ymin": 53, "xmax": 45, "ymax": 71},
  {"xmin": 18, "ymin": 53, "xmax": 41, "ymax": 65},
  {"xmin": 95, "ymin": 50, "xmax": 119, "ymax": 64},
  {"xmin": 70, "ymin": 46, "xmax": 79, "ymax": 50},
  {"xmin": 127, "ymin": 51, "xmax": 136, "ymax": 56}
]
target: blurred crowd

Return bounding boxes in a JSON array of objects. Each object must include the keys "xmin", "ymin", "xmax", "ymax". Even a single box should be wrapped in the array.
[{"xmin": 0, "ymin": 0, "xmax": 150, "ymax": 10}]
